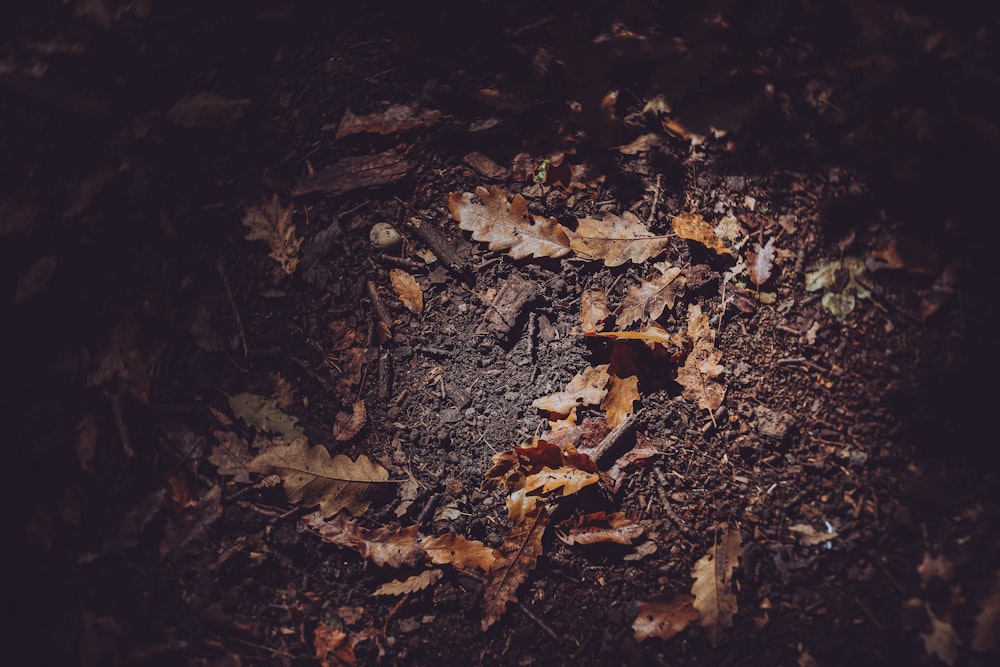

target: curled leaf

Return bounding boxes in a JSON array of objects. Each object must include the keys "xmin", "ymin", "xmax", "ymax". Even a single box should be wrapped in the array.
[
  {"xmin": 374, "ymin": 569, "xmax": 443, "ymax": 596},
  {"xmin": 481, "ymin": 507, "xmax": 549, "ymax": 630}
]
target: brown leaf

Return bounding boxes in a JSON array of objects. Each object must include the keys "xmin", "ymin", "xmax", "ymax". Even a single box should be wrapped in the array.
[
  {"xmin": 531, "ymin": 364, "xmax": 610, "ymax": 415},
  {"xmin": 746, "ymin": 238, "xmax": 776, "ymax": 286},
  {"xmin": 633, "ymin": 594, "xmax": 699, "ymax": 642},
  {"xmin": 617, "ymin": 263, "xmax": 686, "ymax": 328},
  {"xmin": 870, "ymin": 234, "xmax": 942, "ymax": 274},
  {"xmin": 586, "ymin": 324, "xmax": 686, "ymax": 353},
  {"xmin": 672, "ymin": 212, "xmax": 733, "ymax": 256},
  {"xmin": 335, "ymin": 104, "xmax": 441, "ymax": 140},
  {"xmin": 691, "ymin": 524, "xmax": 742, "ymax": 647},
  {"xmin": 248, "ymin": 440, "xmax": 390, "ymax": 517},
  {"xmin": 420, "ymin": 535, "xmax": 498, "ymax": 572},
  {"xmin": 242, "ymin": 194, "xmax": 301, "ymax": 276},
  {"xmin": 602, "ymin": 374, "xmax": 639, "ymax": 428},
  {"xmin": 676, "ymin": 304, "xmax": 726, "ymax": 412},
  {"xmin": 580, "ymin": 286, "xmax": 610, "ymax": 334},
  {"xmin": 373, "ymin": 569, "xmax": 444, "ymax": 596},
  {"xmin": 294, "ymin": 151, "xmax": 409, "ymax": 197},
  {"xmin": 389, "ymin": 269, "xmax": 424, "ymax": 314},
  {"xmin": 333, "ymin": 400, "xmax": 366, "ymax": 442},
  {"xmin": 314, "ymin": 622, "xmax": 356, "ymax": 667},
  {"xmin": 607, "ymin": 435, "xmax": 662, "ymax": 492},
  {"xmin": 481, "ymin": 507, "xmax": 550, "ymax": 630},
  {"xmin": 209, "ymin": 430, "xmax": 252, "ymax": 483},
  {"xmin": 303, "ymin": 513, "xmax": 423, "ymax": 568},
  {"xmin": 522, "ymin": 466, "xmax": 599, "ymax": 497},
  {"xmin": 557, "ymin": 511, "xmax": 644, "ymax": 546},
  {"xmin": 448, "ymin": 186, "xmax": 573, "ymax": 259},
  {"xmin": 228, "ymin": 392, "xmax": 306, "ymax": 443},
  {"xmin": 271, "ymin": 372, "xmax": 295, "ymax": 409},
  {"xmin": 570, "ymin": 212, "xmax": 672, "ymax": 266},
  {"xmin": 166, "ymin": 91, "xmax": 251, "ymax": 128}
]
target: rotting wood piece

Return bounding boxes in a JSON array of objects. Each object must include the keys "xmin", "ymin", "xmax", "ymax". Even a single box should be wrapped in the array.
[
  {"xmin": 393, "ymin": 201, "xmax": 467, "ymax": 275},
  {"xmin": 293, "ymin": 150, "xmax": 409, "ymax": 197},
  {"xmin": 476, "ymin": 272, "xmax": 540, "ymax": 341},
  {"xmin": 366, "ymin": 280, "xmax": 393, "ymax": 344}
]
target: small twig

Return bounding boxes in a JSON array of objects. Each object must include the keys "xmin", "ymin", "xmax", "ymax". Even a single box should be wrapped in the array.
[
  {"xmin": 416, "ymin": 492, "xmax": 441, "ymax": 528},
  {"xmin": 517, "ymin": 602, "xmax": 560, "ymax": 642},
  {"xmin": 377, "ymin": 253, "xmax": 426, "ymax": 271},
  {"xmin": 218, "ymin": 258, "xmax": 248, "ymax": 359},
  {"xmin": 366, "ymin": 279, "xmax": 394, "ymax": 344},
  {"xmin": 777, "ymin": 357, "xmax": 829, "ymax": 373},
  {"xmin": 647, "ymin": 173, "xmax": 661, "ymax": 225},
  {"xmin": 588, "ymin": 413, "xmax": 641, "ymax": 468}
]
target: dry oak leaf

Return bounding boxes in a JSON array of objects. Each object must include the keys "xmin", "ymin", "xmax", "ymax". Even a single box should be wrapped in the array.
[
  {"xmin": 303, "ymin": 512, "xmax": 423, "ymax": 567},
  {"xmin": 580, "ymin": 286, "xmax": 610, "ymax": 334},
  {"xmin": 557, "ymin": 511, "xmax": 645, "ymax": 546},
  {"xmin": 242, "ymin": 194, "xmax": 301, "ymax": 276},
  {"xmin": 570, "ymin": 211, "xmax": 672, "ymax": 266},
  {"xmin": 248, "ymin": 441, "xmax": 390, "ymax": 517},
  {"xmin": 448, "ymin": 185, "xmax": 573, "ymax": 259},
  {"xmin": 617, "ymin": 263, "xmax": 686, "ymax": 329},
  {"xmin": 335, "ymin": 104, "xmax": 441, "ymax": 140},
  {"xmin": 586, "ymin": 324, "xmax": 686, "ymax": 353},
  {"xmin": 389, "ymin": 269, "xmax": 423, "ymax": 314},
  {"xmin": 209, "ymin": 430, "xmax": 252, "ymax": 483},
  {"xmin": 532, "ymin": 364, "xmax": 610, "ymax": 416},
  {"xmin": 228, "ymin": 392, "xmax": 306, "ymax": 443},
  {"xmin": 672, "ymin": 212, "xmax": 733, "ymax": 256},
  {"xmin": 691, "ymin": 524, "xmax": 743, "ymax": 647},
  {"xmin": 601, "ymin": 373, "xmax": 639, "ymax": 428},
  {"xmin": 481, "ymin": 506, "xmax": 550, "ymax": 631},
  {"xmin": 676, "ymin": 304, "xmax": 726, "ymax": 412},
  {"xmin": 607, "ymin": 434, "xmax": 662, "ymax": 492},
  {"xmin": 633, "ymin": 594, "xmax": 699, "ymax": 643},
  {"xmin": 374, "ymin": 569, "xmax": 444, "ymax": 596},
  {"xmin": 313, "ymin": 621, "xmax": 356, "ymax": 667},
  {"xmin": 522, "ymin": 466, "xmax": 599, "ymax": 498},
  {"xmin": 333, "ymin": 399, "xmax": 366, "ymax": 442},
  {"xmin": 420, "ymin": 534, "xmax": 498, "ymax": 572}
]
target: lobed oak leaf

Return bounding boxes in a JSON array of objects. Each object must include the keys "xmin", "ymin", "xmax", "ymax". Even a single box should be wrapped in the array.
[
  {"xmin": 242, "ymin": 194, "xmax": 301, "ymax": 276},
  {"xmin": 303, "ymin": 512, "xmax": 423, "ymax": 567},
  {"xmin": 746, "ymin": 238, "xmax": 776, "ymax": 286},
  {"xmin": 531, "ymin": 364, "xmax": 610, "ymax": 416},
  {"xmin": 373, "ymin": 569, "xmax": 444, "ymax": 596},
  {"xmin": 448, "ymin": 186, "xmax": 573, "ymax": 259},
  {"xmin": 389, "ymin": 269, "xmax": 423, "ymax": 314},
  {"xmin": 570, "ymin": 211, "xmax": 672, "ymax": 266},
  {"xmin": 481, "ymin": 507, "xmax": 550, "ymax": 630},
  {"xmin": 248, "ymin": 439, "xmax": 390, "ymax": 517},
  {"xmin": 691, "ymin": 524, "xmax": 742, "ymax": 647},
  {"xmin": 580, "ymin": 286, "xmax": 610, "ymax": 334},
  {"xmin": 228, "ymin": 392, "xmax": 306, "ymax": 443},
  {"xmin": 482, "ymin": 449, "xmax": 520, "ymax": 492},
  {"xmin": 313, "ymin": 622, "xmax": 355, "ymax": 667},
  {"xmin": 602, "ymin": 373, "xmax": 639, "ymax": 428},
  {"xmin": 617, "ymin": 263, "xmax": 686, "ymax": 328},
  {"xmin": 672, "ymin": 212, "xmax": 733, "ymax": 256},
  {"xmin": 633, "ymin": 594, "xmax": 699, "ymax": 643},
  {"xmin": 676, "ymin": 304, "xmax": 726, "ymax": 412},
  {"xmin": 522, "ymin": 466, "xmax": 599, "ymax": 498},
  {"xmin": 556, "ymin": 511, "xmax": 644, "ymax": 546},
  {"xmin": 420, "ymin": 534, "xmax": 498, "ymax": 572},
  {"xmin": 209, "ymin": 430, "xmax": 252, "ymax": 483}
]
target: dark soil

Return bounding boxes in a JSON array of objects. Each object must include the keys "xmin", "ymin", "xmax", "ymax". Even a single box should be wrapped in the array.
[{"xmin": 4, "ymin": 1, "xmax": 1000, "ymax": 666}]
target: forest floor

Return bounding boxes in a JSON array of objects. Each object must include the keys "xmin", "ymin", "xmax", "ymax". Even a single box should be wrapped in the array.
[{"xmin": 3, "ymin": 1, "xmax": 1000, "ymax": 666}]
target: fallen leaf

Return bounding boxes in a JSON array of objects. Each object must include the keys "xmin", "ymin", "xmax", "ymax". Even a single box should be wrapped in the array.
[
  {"xmin": 570, "ymin": 212, "xmax": 671, "ymax": 266},
  {"xmin": 448, "ymin": 185, "xmax": 573, "ymax": 260},
  {"xmin": 335, "ymin": 104, "xmax": 441, "ymax": 140},
  {"xmin": 374, "ymin": 569, "xmax": 444, "ymax": 596},
  {"xmin": 672, "ymin": 212, "xmax": 733, "ymax": 256},
  {"xmin": 314, "ymin": 622, "xmax": 355, "ymax": 667},
  {"xmin": 602, "ymin": 373, "xmax": 639, "ymax": 428},
  {"xmin": 228, "ymin": 392, "xmax": 306, "ymax": 443},
  {"xmin": 531, "ymin": 364, "xmax": 610, "ymax": 416},
  {"xmin": 303, "ymin": 513, "xmax": 423, "ymax": 567},
  {"xmin": 580, "ymin": 286, "xmax": 610, "ymax": 334},
  {"xmin": 209, "ymin": 430, "xmax": 252, "ymax": 483},
  {"xmin": 788, "ymin": 522, "xmax": 837, "ymax": 546},
  {"xmin": 616, "ymin": 133, "xmax": 664, "ymax": 155},
  {"xmin": 586, "ymin": 324, "xmax": 686, "ymax": 352},
  {"xmin": 420, "ymin": 535, "xmax": 498, "ymax": 572},
  {"xmin": 633, "ymin": 594, "xmax": 699, "ymax": 642},
  {"xmin": 676, "ymin": 304, "xmax": 726, "ymax": 412},
  {"xmin": 557, "ymin": 511, "xmax": 644, "ymax": 545},
  {"xmin": 805, "ymin": 257, "xmax": 870, "ymax": 321},
  {"xmin": 607, "ymin": 435, "xmax": 661, "ymax": 492},
  {"xmin": 522, "ymin": 466, "xmax": 599, "ymax": 497},
  {"xmin": 462, "ymin": 152, "xmax": 508, "ymax": 180},
  {"xmin": 242, "ymin": 195, "xmax": 301, "ymax": 276},
  {"xmin": 249, "ymin": 440, "xmax": 390, "ymax": 517},
  {"xmin": 922, "ymin": 607, "xmax": 960, "ymax": 666},
  {"xmin": 166, "ymin": 91, "xmax": 251, "ymax": 128},
  {"xmin": 691, "ymin": 524, "xmax": 742, "ymax": 647},
  {"xmin": 389, "ymin": 269, "xmax": 424, "ymax": 314},
  {"xmin": 481, "ymin": 507, "xmax": 549, "ymax": 630},
  {"xmin": 333, "ymin": 400, "xmax": 366, "ymax": 442},
  {"xmin": 870, "ymin": 234, "xmax": 941, "ymax": 274},
  {"xmin": 746, "ymin": 238, "xmax": 776, "ymax": 286},
  {"xmin": 973, "ymin": 571, "xmax": 1000, "ymax": 652},
  {"xmin": 616, "ymin": 263, "xmax": 685, "ymax": 328},
  {"xmin": 271, "ymin": 372, "xmax": 296, "ymax": 410}
]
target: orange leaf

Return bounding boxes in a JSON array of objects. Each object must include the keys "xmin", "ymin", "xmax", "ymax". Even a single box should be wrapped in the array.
[
  {"xmin": 481, "ymin": 507, "xmax": 550, "ymax": 630},
  {"xmin": 585, "ymin": 325, "xmax": 685, "ymax": 351},
  {"xmin": 373, "ymin": 569, "xmax": 443, "ymax": 596},
  {"xmin": 556, "ymin": 511, "xmax": 645, "ymax": 545},
  {"xmin": 314, "ymin": 622, "xmax": 355, "ymax": 667},
  {"xmin": 389, "ymin": 269, "xmax": 423, "ymax": 314},
  {"xmin": 602, "ymin": 374, "xmax": 639, "ymax": 428},
  {"xmin": 420, "ymin": 535, "xmax": 498, "ymax": 572},
  {"xmin": 448, "ymin": 185, "xmax": 572, "ymax": 259},
  {"xmin": 633, "ymin": 594, "xmax": 699, "ymax": 642},
  {"xmin": 580, "ymin": 286, "xmax": 610, "ymax": 333},
  {"xmin": 570, "ymin": 211, "xmax": 672, "ymax": 266},
  {"xmin": 672, "ymin": 212, "xmax": 732, "ymax": 256},
  {"xmin": 617, "ymin": 263, "xmax": 686, "ymax": 328},
  {"xmin": 333, "ymin": 400, "xmax": 366, "ymax": 442},
  {"xmin": 675, "ymin": 304, "xmax": 726, "ymax": 412},
  {"xmin": 522, "ymin": 466, "xmax": 599, "ymax": 497}
]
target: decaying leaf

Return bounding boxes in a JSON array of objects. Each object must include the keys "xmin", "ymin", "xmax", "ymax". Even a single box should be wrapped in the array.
[
  {"xmin": 271, "ymin": 372, "xmax": 296, "ymax": 410},
  {"xmin": 420, "ymin": 534, "xmax": 498, "ymax": 572},
  {"xmin": 166, "ymin": 91, "xmax": 251, "ymax": 128},
  {"xmin": 333, "ymin": 399, "xmax": 366, "ymax": 442},
  {"xmin": 602, "ymin": 373, "xmax": 639, "ymax": 428},
  {"xmin": 242, "ymin": 194, "xmax": 301, "ymax": 276},
  {"xmin": 248, "ymin": 440, "xmax": 390, "ymax": 517},
  {"xmin": 303, "ymin": 512, "xmax": 422, "ymax": 567},
  {"xmin": 580, "ymin": 286, "xmax": 610, "ymax": 334},
  {"xmin": 805, "ymin": 257, "xmax": 870, "ymax": 321},
  {"xmin": 556, "ymin": 511, "xmax": 644, "ymax": 546},
  {"xmin": 522, "ymin": 466, "xmax": 599, "ymax": 497},
  {"xmin": 481, "ymin": 507, "xmax": 550, "ymax": 630},
  {"xmin": 374, "ymin": 569, "xmax": 444, "ymax": 596},
  {"xmin": 587, "ymin": 324, "xmax": 686, "ymax": 353},
  {"xmin": 313, "ymin": 621, "xmax": 356, "ymax": 667},
  {"xmin": 788, "ymin": 522, "xmax": 837, "ymax": 546},
  {"xmin": 633, "ymin": 594, "xmax": 699, "ymax": 642},
  {"xmin": 335, "ymin": 104, "xmax": 441, "ymax": 140},
  {"xmin": 209, "ymin": 430, "xmax": 252, "ymax": 483},
  {"xmin": 691, "ymin": 524, "xmax": 743, "ymax": 647},
  {"xmin": 448, "ymin": 186, "xmax": 573, "ymax": 259},
  {"xmin": 570, "ymin": 211, "xmax": 671, "ymax": 266},
  {"xmin": 228, "ymin": 392, "xmax": 306, "ymax": 443},
  {"xmin": 616, "ymin": 263, "xmax": 686, "ymax": 328},
  {"xmin": 607, "ymin": 435, "xmax": 662, "ymax": 492},
  {"xmin": 532, "ymin": 364, "xmax": 610, "ymax": 416},
  {"xmin": 389, "ymin": 269, "xmax": 424, "ymax": 314},
  {"xmin": 972, "ymin": 571, "xmax": 1000, "ymax": 652},
  {"xmin": 672, "ymin": 212, "xmax": 733, "ymax": 256},
  {"xmin": 676, "ymin": 304, "xmax": 726, "ymax": 413},
  {"xmin": 922, "ymin": 608, "xmax": 960, "ymax": 666},
  {"xmin": 746, "ymin": 238, "xmax": 776, "ymax": 286}
]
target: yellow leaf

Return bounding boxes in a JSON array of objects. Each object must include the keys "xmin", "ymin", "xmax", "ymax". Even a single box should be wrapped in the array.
[
  {"xmin": 672, "ymin": 212, "xmax": 732, "ymax": 256},
  {"xmin": 389, "ymin": 269, "xmax": 424, "ymax": 314},
  {"xmin": 448, "ymin": 186, "xmax": 572, "ymax": 259},
  {"xmin": 248, "ymin": 440, "xmax": 390, "ymax": 517},
  {"xmin": 617, "ymin": 263, "xmax": 686, "ymax": 328},
  {"xmin": 531, "ymin": 364, "xmax": 609, "ymax": 415},
  {"xmin": 691, "ymin": 524, "xmax": 742, "ymax": 647},
  {"xmin": 481, "ymin": 507, "xmax": 549, "ymax": 630},
  {"xmin": 241, "ymin": 194, "xmax": 301, "ymax": 275},
  {"xmin": 374, "ymin": 569, "xmax": 444, "ymax": 596},
  {"xmin": 570, "ymin": 211, "xmax": 672, "ymax": 266}
]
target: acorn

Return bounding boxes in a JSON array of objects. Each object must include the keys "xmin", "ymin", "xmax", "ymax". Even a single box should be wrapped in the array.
[{"xmin": 369, "ymin": 222, "xmax": 402, "ymax": 251}]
